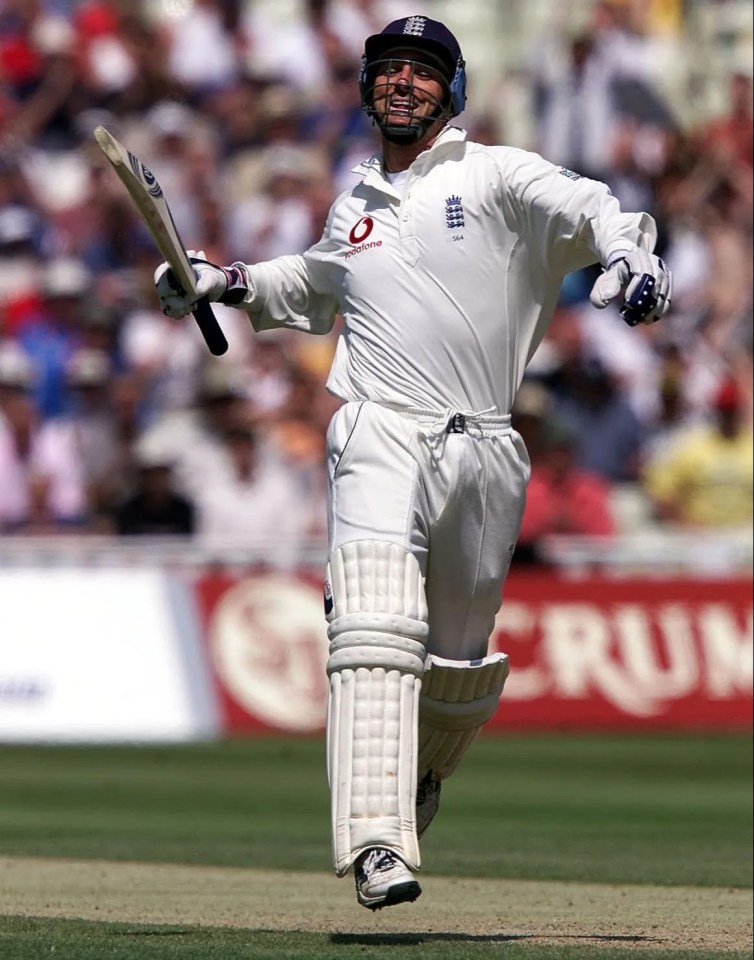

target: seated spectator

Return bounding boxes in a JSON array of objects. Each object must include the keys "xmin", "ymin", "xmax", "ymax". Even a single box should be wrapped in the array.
[
  {"xmin": 17, "ymin": 256, "xmax": 91, "ymax": 419},
  {"xmin": 88, "ymin": 372, "xmax": 151, "ymax": 522},
  {"xmin": 516, "ymin": 419, "xmax": 615, "ymax": 565},
  {"xmin": 114, "ymin": 447, "xmax": 195, "ymax": 537},
  {"xmin": 164, "ymin": 0, "xmax": 241, "ymax": 97},
  {"xmin": 194, "ymin": 421, "xmax": 308, "ymax": 560},
  {"xmin": 511, "ymin": 379, "xmax": 553, "ymax": 465},
  {"xmin": 134, "ymin": 362, "xmax": 253, "ymax": 502},
  {"xmin": 642, "ymin": 354, "xmax": 703, "ymax": 463},
  {"xmin": 226, "ymin": 145, "xmax": 321, "ymax": 262},
  {"xmin": 642, "ymin": 377, "xmax": 753, "ymax": 528},
  {"xmin": 694, "ymin": 70, "xmax": 752, "ymax": 179},
  {"xmin": 0, "ymin": 345, "xmax": 86, "ymax": 531},
  {"xmin": 551, "ymin": 356, "xmax": 644, "ymax": 482},
  {"xmin": 0, "ymin": 201, "xmax": 45, "ymax": 315},
  {"xmin": 35, "ymin": 348, "xmax": 122, "ymax": 527}
]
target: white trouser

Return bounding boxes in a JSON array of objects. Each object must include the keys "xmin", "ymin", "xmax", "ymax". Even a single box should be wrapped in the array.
[{"xmin": 324, "ymin": 401, "xmax": 529, "ymax": 875}]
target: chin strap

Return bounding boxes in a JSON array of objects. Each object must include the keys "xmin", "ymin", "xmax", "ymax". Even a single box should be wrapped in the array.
[
  {"xmin": 376, "ymin": 111, "xmax": 447, "ymax": 145},
  {"xmin": 379, "ymin": 119, "xmax": 429, "ymax": 144}
]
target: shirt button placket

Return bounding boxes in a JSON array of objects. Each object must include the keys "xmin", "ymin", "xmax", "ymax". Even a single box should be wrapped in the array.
[{"xmin": 399, "ymin": 192, "xmax": 418, "ymax": 265}]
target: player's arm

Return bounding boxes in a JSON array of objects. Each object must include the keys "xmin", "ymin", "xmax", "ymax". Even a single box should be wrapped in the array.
[
  {"xmin": 240, "ymin": 249, "xmax": 340, "ymax": 336},
  {"xmin": 502, "ymin": 149, "xmax": 672, "ymax": 326},
  {"xmin": 155, "ymin": 209, "xmax": 341, "ymax": 337}
]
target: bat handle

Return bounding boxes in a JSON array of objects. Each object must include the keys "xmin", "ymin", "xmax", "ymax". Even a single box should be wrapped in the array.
[{"xmin": 192, "ymin": 297, "xmax": 228, "ymax": 356}]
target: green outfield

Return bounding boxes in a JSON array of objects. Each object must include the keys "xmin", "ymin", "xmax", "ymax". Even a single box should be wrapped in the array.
[{"xmin": 0, "ymin": 734, "xmax": 751, "ymax": 959}]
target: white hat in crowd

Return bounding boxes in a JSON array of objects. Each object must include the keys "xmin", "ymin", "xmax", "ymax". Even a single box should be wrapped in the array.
[
  {"xmin": 65, "ymin": 349, "xmax": 112, "ymax": 387},
  {"xmin": 43, "ymin": 257, "xmax": 92, "ymax": 299},
  {"xmin": 0, "ymin": 345, "xmax": 36, "ymax": 389}
]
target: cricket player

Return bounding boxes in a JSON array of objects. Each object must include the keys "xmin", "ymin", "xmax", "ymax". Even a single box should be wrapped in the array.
[{"xmin": 156, "ymin": 16, "xmax": 672, "ymax": 910}]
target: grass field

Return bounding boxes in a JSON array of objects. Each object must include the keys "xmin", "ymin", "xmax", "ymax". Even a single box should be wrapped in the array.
[{"xmin": 0, "ymin": 733, "xmax": 751, "ymax": 959}]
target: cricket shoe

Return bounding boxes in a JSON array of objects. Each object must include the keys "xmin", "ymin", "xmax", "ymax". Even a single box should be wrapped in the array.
[
  {"xmin": 416, "ymin": 771, "xmax": 441, "ymax": 838},
  {"xmin": 354, "ymin": 848, "xmax": 421, "ymax": 910}
]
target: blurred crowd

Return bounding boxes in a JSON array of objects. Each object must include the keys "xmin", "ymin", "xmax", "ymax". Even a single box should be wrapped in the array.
[{"xmin": 0, "ymin": 0, "xmax": 751, "ymax": 558}]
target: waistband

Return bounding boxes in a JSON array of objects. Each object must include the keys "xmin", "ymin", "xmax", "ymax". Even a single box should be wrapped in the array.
[{"xmin": 380, "ymin": 402, "xmax": 512, "ymax": 437}]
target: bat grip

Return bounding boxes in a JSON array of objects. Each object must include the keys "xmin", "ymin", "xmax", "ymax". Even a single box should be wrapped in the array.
[{"xmin": 192, "ymin": 297, "xmax": 228, "ymax": 356}]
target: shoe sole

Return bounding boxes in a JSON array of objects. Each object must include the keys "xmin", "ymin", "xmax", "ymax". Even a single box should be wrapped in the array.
[{"xmin": 358, "ymin": 879, "xmax": 422, "ymax": 911}]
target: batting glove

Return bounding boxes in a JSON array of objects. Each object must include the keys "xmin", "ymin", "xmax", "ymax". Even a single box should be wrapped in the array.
[
  {"xmin": 154, "ymin": 250, "xmax": 249, "ymax": 319},
  {"xmin": 589, "ymin": 234, "xmax": 672, "ymax": 326}
]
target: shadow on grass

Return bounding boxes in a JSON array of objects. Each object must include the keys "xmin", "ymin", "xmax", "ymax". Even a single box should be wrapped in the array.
[
  {"xmin": 331, "ymin": 932, "xmax": 666, "ymax": 946},
  {"xmin": 112, "ymin": 929, "xmax": 195, "ymax": 937}
]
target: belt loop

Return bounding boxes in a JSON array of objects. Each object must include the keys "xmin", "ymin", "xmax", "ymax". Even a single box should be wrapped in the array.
[{"xmin": 446, "ymin": 413, "xmax": 467, "ymax": 434}]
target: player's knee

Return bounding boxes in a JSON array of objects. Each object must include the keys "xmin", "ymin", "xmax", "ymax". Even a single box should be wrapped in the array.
[{"xmin": 325, "ymin": 540, "xmax": 428, "ymax": 677}]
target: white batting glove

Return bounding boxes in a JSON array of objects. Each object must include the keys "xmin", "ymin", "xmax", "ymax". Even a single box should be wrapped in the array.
[
  {"xmin": 154, "ymin": 250, "xmax": 248, "ymax": 319},
  {"xmin": 590, "ymin": 234, "xmax": 672, "ymax": 326}
]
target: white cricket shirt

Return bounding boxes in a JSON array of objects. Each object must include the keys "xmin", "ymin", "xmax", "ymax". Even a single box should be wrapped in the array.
[{"xmin": 240, "ymin": 126, "xmax": 655, "ymax": 415}]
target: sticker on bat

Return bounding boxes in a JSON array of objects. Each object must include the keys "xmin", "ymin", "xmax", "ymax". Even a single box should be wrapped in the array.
[{"xmin": 127, "ymin": 151, "xmax": 163, "ymax": 199}]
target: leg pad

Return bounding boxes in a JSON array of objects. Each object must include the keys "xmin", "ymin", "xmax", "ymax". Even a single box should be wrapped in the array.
[
  {"xmin": 326, "ymin": 541, "xmax": 428, "ymax": 876},
  {"xmin": 417, "ymin": 653, "xmax": 509, "ymax": 782}
]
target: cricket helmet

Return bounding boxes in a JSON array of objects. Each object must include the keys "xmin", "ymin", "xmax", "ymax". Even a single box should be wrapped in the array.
[{"xmin": 359, "ymin": 15, "xmax": 467, "ymax": 140}]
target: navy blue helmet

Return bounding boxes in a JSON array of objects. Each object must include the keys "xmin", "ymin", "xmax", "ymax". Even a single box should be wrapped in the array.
[{"xmin": 359, "ymin": 15, "xmax": 467, "ymax": 141}]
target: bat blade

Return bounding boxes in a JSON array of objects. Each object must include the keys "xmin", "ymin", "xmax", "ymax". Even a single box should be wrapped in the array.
[{"xmin": 93, "ymin": 124, "xmax": 228, "ymax": 356}]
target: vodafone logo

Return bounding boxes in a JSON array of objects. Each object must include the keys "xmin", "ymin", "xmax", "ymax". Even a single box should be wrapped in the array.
[{"xmin": 349, "ymin": 216, "xmax": 374, "ymax": 245}]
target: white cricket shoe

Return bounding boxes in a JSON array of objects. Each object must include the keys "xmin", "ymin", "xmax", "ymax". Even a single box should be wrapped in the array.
[
  {"xmin": 416, "ymin": 771, "xmax": 441, "ymax": 838},
  {"xmin": 354, "ymin": 848, "xmax": 421, "ymax": 910}
]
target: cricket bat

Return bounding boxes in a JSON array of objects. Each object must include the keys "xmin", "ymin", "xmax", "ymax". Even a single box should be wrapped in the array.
[{"xmin": 93, "ymin": 124, "xmax": 228, "ymax": 356}]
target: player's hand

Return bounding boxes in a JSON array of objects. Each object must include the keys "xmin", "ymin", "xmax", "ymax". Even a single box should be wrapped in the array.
[
  {"xmin": 589, "ymin": 234, "xmax": 672, "ymax": 326},
  {"xmin": 154, "ymin": 251, "xmax": 248, "ymax": 319}
]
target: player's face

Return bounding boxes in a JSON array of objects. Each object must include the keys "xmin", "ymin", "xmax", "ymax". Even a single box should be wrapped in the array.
[{"xmin": 372, "ymin": 50, "xmax": 447, "ymax": 131}]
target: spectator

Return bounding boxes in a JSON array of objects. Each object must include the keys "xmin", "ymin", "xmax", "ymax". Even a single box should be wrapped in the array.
[
  {"xmin": 194, "ymin": 421, "xmax": 308, "ymax": 559},
  {"xmin": 550, "ymin": 355, "xmax": 644, "ymax": 482},
  {"xmin": 35, "ymin": 348, "xmax": 120, "ymax": 526},
  {"xmin": 0, "ymin": 202, "xmax": 45, "ymax": 315},
  {"xmin": 74, "ymin": 1, "xmax": 137, "ymax": 109},
  {"xmin": 107, "ymin": 14, "xmax": 181, "ymax": 115},
  {"xmin": 136, "ymin": 100, "xmax": 208, "ymax": 245},
  {"xmin": 226, "ymin": 145, "xmax": 321, "ymax": 262},
  {"xmin": 530, "ymin": 0, "xmax": 674, "ymax": 183},
  {"xmin": 134, "ymin": 362, "xmax": 253, "ymax": 502},
  {"xmin": 642, "ymin": 377, "xmax": 753, "ymax": 528},
  {"xmin": 641, "ymin": 352, "xmax": 701, "ymax": 463},
  {"xmin": 119, "ymin": 295, "xmax": 207, "ymax": 417},
  {"xmin": 243, "ymin": 0, "xmax": 354, "ymax": 103},
  {"xmin": 114, "ymin": 447, "xmax": 196, "ymax": 536},
  {"xmin": 511, "ymin": 378, "xmax": 553, "ymax": 465},
  {"xmin": 89, "ymin": 371, "xmax": 151, "ymax": 521},
  {"xmin": 0, "ymin": 345, "xmax": 86, "ymax": 531},
  {"xmin": 516, "ymin": 418, "xmax": 616, "ymax": 565},
  {"xmin": 164, "ymin": 0, "xmax": 242, "ymax": 98},
  {"xmin": 695, "ymin": 70, "xmax": 753, "ymax": 180},
  {"xmin": 0, "ymin": 0, "xmax": 78, "ymax": 150},
  {"xmin": 17, "ymin": 256, "xmax": 91, "ymax": 419}
]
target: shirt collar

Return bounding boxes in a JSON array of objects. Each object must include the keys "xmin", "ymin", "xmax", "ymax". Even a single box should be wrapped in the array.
[{"xmin": 352, "ymin": 125, "xmax": 467, "ymax": 187}]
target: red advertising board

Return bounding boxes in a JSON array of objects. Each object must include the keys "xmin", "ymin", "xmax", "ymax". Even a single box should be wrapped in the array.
[
  {"xmin": 194, "ymin": 569, "xmax": 330, "ymax": 734},
  {"xmin": 488, "ymin": 574, "xmax": 752, "ymax": 730},
  {"xmin": 194, "ymin": 571, "xmax": 752, "ymax": 734}
]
